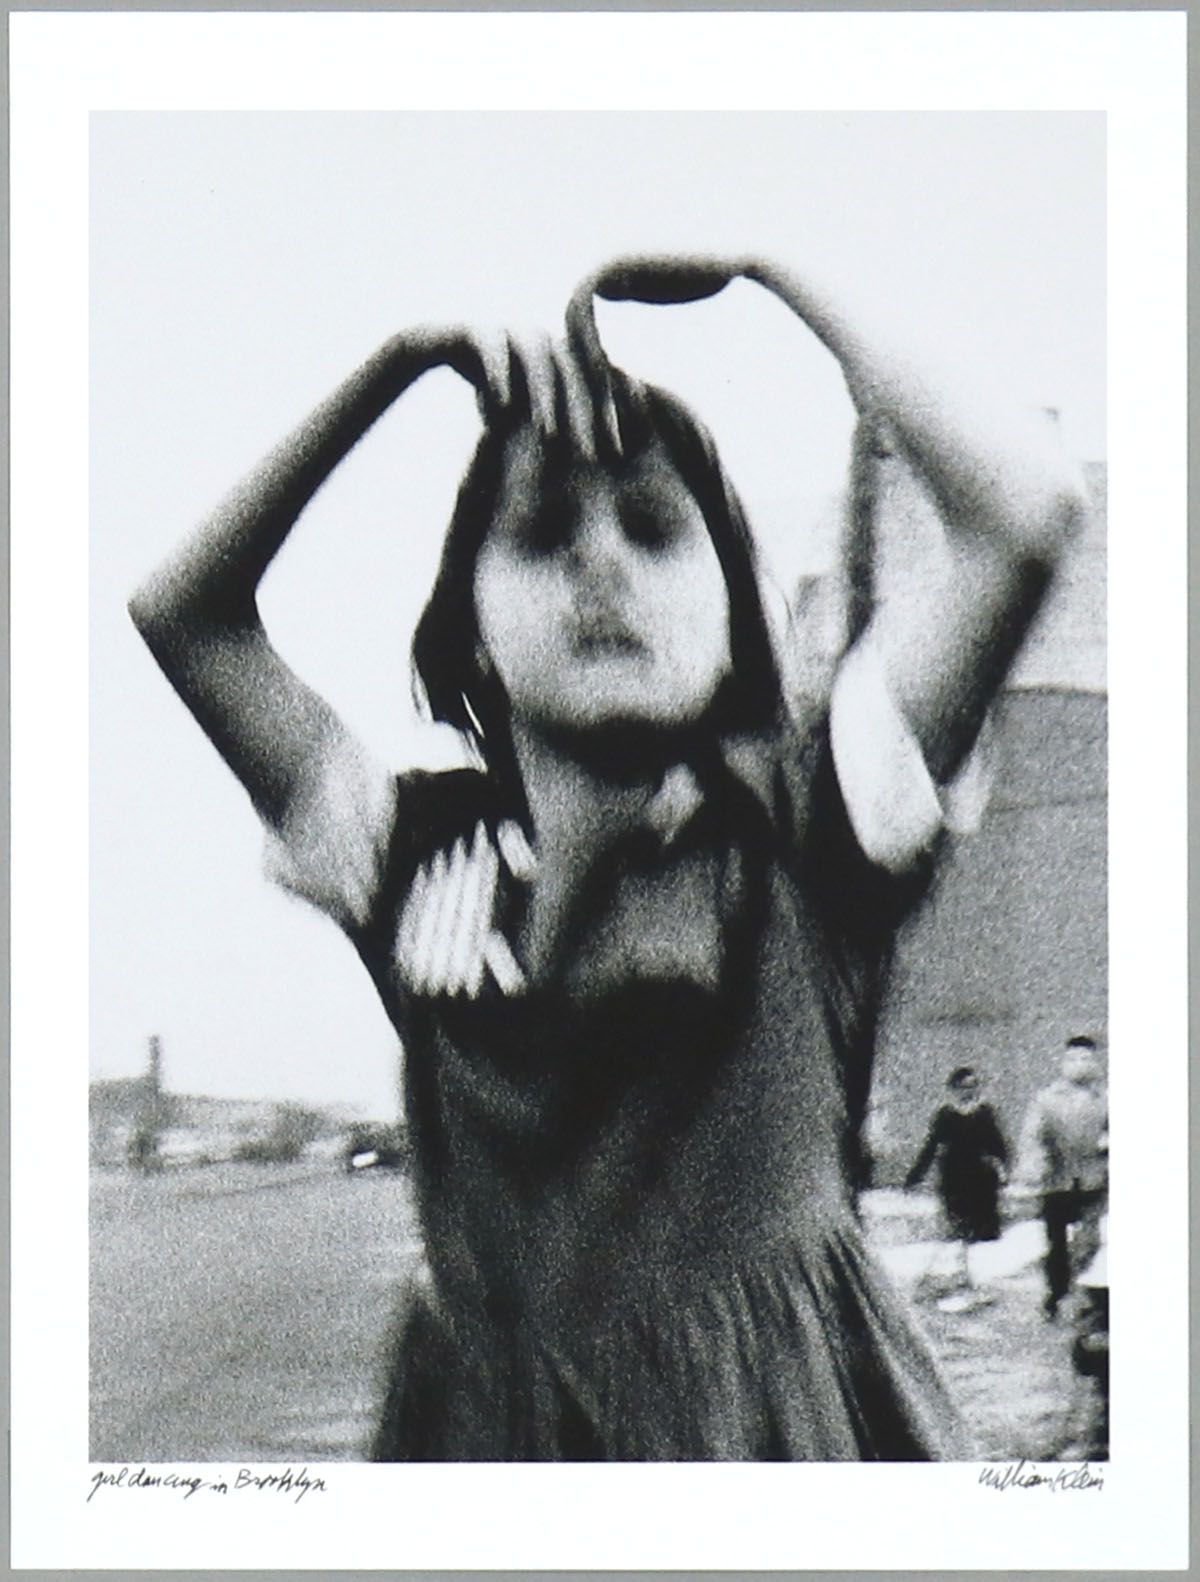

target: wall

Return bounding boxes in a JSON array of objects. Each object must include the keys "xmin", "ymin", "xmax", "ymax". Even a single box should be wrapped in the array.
[{"xmin": 870, "ymin": 687, "xmax": 1107, "ymax": 1181}]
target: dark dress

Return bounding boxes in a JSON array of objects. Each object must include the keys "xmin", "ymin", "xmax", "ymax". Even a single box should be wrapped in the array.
[
  {"xmin": 280, "ymin": 712, "xmax": 967, "ymax": 1461},
  {"xmin": 905, "ymin": 1104, "xmax": 1008, "ymax": 1244}
]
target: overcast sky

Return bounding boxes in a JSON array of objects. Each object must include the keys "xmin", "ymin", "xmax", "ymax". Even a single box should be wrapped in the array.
[{"xmin": 90, "ymin": 112, "xmax": 1104, "ymax": 1114}]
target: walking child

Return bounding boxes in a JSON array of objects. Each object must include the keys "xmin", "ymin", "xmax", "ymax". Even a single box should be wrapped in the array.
[
  {"xmin": 130, "ymin": 251, "xmax": 1084, "ymax": 1459},
  {"xmin": 906, "ymin": 1066, "xmax": 1010, "ymax": 1311},
  {"xmin": 1019, "ymin": 1035, "xmax": 1108, "ymax": 1320}
]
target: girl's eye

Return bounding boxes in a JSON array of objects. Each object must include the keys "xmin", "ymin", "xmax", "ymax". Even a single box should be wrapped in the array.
[
  {"xmin": 620, "ymin": 501, "xmax": 676, "ymax": 551},
  {"xmin": 516, "ymin": 507, "xmax": 570, "ymax": 556}
]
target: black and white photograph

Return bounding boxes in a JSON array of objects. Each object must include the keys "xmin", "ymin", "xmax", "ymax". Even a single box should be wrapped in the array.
[
  {"xmin": 92, "ymin": 106, "xmax": 1111, "ymax": 1468},
  {"xmin": 9, "ymin": 10, "xmax": 1188, "ymax": 1573}
]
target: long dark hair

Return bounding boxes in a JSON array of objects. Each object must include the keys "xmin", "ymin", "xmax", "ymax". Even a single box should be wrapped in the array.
[{"xmin": 411, "ymin": 370, "xmax": 783, "ymax": 794}]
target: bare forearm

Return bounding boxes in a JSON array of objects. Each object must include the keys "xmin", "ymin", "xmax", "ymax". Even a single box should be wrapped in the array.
[
  {"xmin": 569, "ymin": 248, "xmax": 1089, "ymax": 797},
  {"xmin": 129, "ymin": 326, "xmax": 462, "ymax": 642},
  {"xmin": 573, "ymin": 249, "xmax": 1085, "ymax": 563},
  {"xmin": 745, "ymin": 257, "xmax": 1087, "ymax": 562},
  {"xmin": 128, "ymin": 325, "xmax": 477, "ymax": 826}
]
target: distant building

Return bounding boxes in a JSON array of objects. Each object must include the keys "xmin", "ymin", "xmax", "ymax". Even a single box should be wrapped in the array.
[
  {"xmin": 872, "ymin": 685, "xmax": 1106, "ymax": 1183},
  {"xmin": 792, "ymin": 461, "xmax": 1107, "ymax": 1185},
  {"xmin": 90, "ymin": 1074, "xmax": 175, "ymax": 1168},
  {"xmin": 88, "ymin": 1082, "xmax": 345, "ymax": 1169}
]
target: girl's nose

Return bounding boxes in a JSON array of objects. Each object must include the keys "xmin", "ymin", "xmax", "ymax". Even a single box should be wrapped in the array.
[{"xmin": 567, "ymin": 494, "xmax": 629, "ymax": 581}]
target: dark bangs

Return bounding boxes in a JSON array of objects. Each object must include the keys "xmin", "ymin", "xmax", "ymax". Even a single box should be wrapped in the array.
[{"xmin": 411, "ymin": 374, "xmax": 784, "ymax": 772}]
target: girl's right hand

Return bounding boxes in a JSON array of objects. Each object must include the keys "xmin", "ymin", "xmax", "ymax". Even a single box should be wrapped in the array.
[
  {"xmin": 437, "ymin": 327, "xmax": 514, "ymax": 418},
  {"xmin": 444, "ymin": 327, "xmax": 618, "ymax": 459}
]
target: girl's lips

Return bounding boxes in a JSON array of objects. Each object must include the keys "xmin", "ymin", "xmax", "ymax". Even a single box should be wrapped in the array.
[
  {"xmin": 572, "ymin": 632, "xmax": 645, "ymax": 658},
  {"xmin": 568, "ymin": 608, "xmax": 646, "ymax": 657}
]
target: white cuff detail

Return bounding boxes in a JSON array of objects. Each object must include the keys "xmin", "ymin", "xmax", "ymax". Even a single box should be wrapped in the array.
[{"xmin": 830, "ymin": 638, "xmax": 990, "ymax": 872}]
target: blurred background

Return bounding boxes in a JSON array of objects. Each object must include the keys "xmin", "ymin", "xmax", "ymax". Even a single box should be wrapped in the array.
[{"xmin": 90, "ymin": 112, "xmax": 1104, "ymax": 1463}]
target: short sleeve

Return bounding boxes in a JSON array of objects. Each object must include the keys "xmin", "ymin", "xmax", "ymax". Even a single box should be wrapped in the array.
[
  {"xmin": 262, "ymin": 737, "xmax": 397, "ymax": 934},
  {"xmin": 829, "ymin": 634, "xmax": 992, "ymax": 875}
]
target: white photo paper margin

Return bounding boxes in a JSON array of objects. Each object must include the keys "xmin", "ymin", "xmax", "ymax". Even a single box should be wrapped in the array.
[{"xmin": 9, "ymin": 8, "xmax": 1187, "ymax": 1572}]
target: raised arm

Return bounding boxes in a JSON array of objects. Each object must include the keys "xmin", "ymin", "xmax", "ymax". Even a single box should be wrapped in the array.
[
  {"xmin": 129, "ymin": 327, "xmax": 504, "ymax": 831},
  {"xmin": 744, "ymin": 257, "xmax": 1086, "ymax": 780},
  {"xmin": 568, "ymin": 253, "xmax": 1087, "ymax": 783}
]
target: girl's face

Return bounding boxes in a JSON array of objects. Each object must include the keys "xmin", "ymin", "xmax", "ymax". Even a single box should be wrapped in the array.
[{"xmin": 473, "ymin": 430, "xmax": 732, "ymax": 733}]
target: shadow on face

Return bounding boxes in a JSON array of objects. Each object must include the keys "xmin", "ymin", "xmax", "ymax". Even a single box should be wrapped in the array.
[{"xmin": 472, "ymin": 429, "xmax": 733, "ymax": 734}]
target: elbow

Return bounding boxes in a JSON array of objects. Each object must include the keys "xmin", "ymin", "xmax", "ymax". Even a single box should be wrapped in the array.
[
  {"xmin": 128, "ymin": 579, "xmax": 156, "ymax": 631},
  {"xmin": 127, "ymin": 575, "xmax": 169, "ymax": 650},
  {"xmin": 990, "ymin": 477, "xmax": 1087, "ymax": 576},
  {"xmin": 1039, "ymin": 475, "xmax": 1089, "ymax": 556},
  {"xmin": 128, "ymin": 567, "xmax": 259, "ymax": 657},
  {"xmin": 1014, "ymin": 455, "xmax": 1090, "ymax": 565},
  {"xmin": 128, "ymin": 570, "xmax": 193, "ymax": 661}
]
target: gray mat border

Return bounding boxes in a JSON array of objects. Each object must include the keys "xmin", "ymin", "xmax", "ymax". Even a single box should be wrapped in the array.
[{"xmin": 3, "ymin": 1, "xmax": 1191, "ymax": 1578}]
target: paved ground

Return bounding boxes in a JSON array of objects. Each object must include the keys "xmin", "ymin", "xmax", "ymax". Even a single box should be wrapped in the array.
[
  {"xmin": 90, "ymin": 1163, "xmax": 422, "ymax": 1461},
  {"xmin": 861, "ymin": 1189, "xmax": 1101, "ymax": 1461},
  {"xmin": 90, "ymin": 1168, "xmax": 1101, "ymax": 1463}
]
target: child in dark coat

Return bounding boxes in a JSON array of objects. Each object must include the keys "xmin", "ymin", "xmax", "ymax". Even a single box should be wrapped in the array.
[{"xmin": 906, "ymin": 1066, "xmax": 1009, "ymax": 1311}]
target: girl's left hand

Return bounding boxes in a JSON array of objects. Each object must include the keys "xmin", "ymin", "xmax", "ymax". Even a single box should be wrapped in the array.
[{"xmin": 586, "ymin": 252, "xmax": 748, "ymax": 307}]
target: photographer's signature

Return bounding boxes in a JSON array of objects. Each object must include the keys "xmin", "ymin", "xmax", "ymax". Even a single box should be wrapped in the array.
[
  {"xmin": 979, "ymin": 1459, "xmax": 1104, "ymax": 1492},
  {"xmin": 88, "ymin": 1465, "xmax": 326, "ymax": 1504}
]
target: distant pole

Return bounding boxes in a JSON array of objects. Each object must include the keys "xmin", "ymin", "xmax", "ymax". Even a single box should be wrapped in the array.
[{"xmin": 130, "ymin": 1034, "xmax": 165, "ymax": 1172}]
